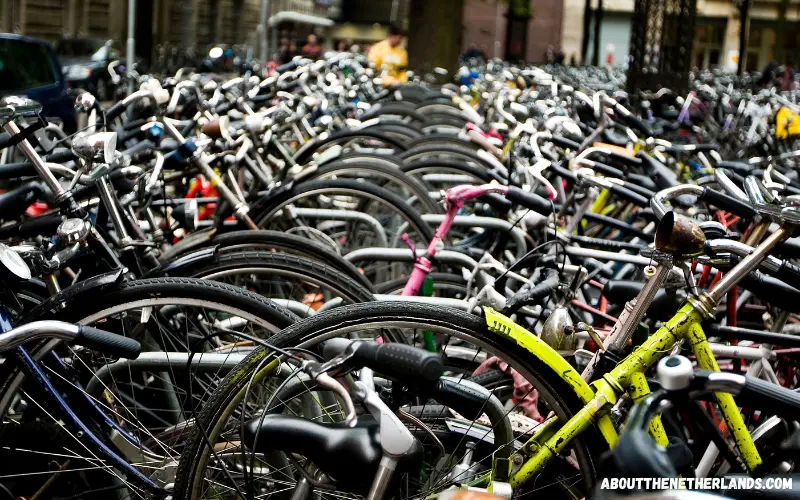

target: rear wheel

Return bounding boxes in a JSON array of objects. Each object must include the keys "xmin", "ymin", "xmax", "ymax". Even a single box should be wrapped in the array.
[{"xmin": 173, "ymin": 301, "xmax": 605, "ymax": 499}]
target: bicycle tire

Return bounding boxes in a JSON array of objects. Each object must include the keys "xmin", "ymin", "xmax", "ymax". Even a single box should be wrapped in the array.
[
  {"xmin": 0, "ymin": 278, "xmax": 299, "ymax": 416},
  {"xmin": 300, "ymin": 157, "xmax": 442, "ymax": 214},
  {"xmin": 293, "ymin": 130, "xmax": 409, "ymax": 165},
  {"xmin": 250, "ymin": 178, "xmax": 436, "ymax": 244},
  {"xmin": 174, "ymin": 251, "xmax": 376, "ymax": 305},
  {"xmin": 173, "ymin": 301, "xmax": 605, "ymax": 499},
  {"xmin": 199, "ymin": 230, "xmax": 374, "ymax": 291}
]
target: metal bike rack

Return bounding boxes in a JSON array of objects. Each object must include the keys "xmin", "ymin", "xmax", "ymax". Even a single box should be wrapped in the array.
[
  {"xmin": 346, "ymin": 247, "xmax": 480, "ymax": 272},
  {"xmin": 287, "ymin": 207, "xmax": 389, "ymax": 248},
  {"xmin": 394, "ymin": 215, "xmax": 529, "ymax": 259},
  {"xmin": 86, "ymin": 352, "xmax": 251, "ymax": 397}
]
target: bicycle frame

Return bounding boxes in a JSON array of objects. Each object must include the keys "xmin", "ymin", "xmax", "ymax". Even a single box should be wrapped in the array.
[
  {"xmin": 401, "ymin": 184, "xmax": 508, "ymax": 297},
  {"xmin": 476, "ymin": 226, "xmax": 796, "ymax": 491},
  {"xmin": 484, "ymin": 303, "xmax": 759, "ymax": 488},
  {"xmin": 0, "ymin": 309, "xmax": 165, "ymax": 494}
]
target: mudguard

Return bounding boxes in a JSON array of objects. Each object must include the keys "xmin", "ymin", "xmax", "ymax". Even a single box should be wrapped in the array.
[
  {"xmin": 158, "ymin": 246, "xmax": 219, "ymax": 276},
  {"xmin": 483, "ymin": 307, "xmax": 619, "ymax": 445},
  {"xmin": 157, "ymin": 227, "xmax": 217, "ymax": 264},
  {"xmin": 22, "ymin": 269, "xmax": 125, "ymax": 322}
]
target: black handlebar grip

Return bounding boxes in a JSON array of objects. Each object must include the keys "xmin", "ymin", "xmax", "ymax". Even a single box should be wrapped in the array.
[
  {"xmin": 352, "ymin": 342, "xmax": 442, "ymax": 385},
  {"xmin": 506, "ymin": 186, "xmax": 554, "ymax": 215},
  {"xmin": 44, "ymin": 149, "xmax": 77, "ymax": 164},
  {"xmin": 609, "ymin": 184, "xmax": 649, "ymax": 207},
  {"xmin": 589, "ymin": 161, "xmax": 624, "ymax": 179},
  {"xmin": 505, "ymin": 272, "xmax": 560, "ymax": 312},
  {"xmin": 105, "ymin": 101, "xmax": 127, "ymax": 122},
  {"xmin": 548, "ymin": 162, "xmax": 577, "ymax": 182},
  {"xmin": 480, "ymin": 193, "xmax": 513, "ymax": 213},
  {"xmin": 214, "ymin": 101, "xmax": 235, "ymax": 114},
  {"xmin": 738, "ymin": 375, "xmax": 800, "ymax": 422},
  {"xmin": 716, "ymin": 161, "xmax": 753, "ymax": 176},
  {"xmin": 700, "ymin": 187, "xmax": 756, "ymax": 219},
  {"xmin": 74, "ymin": 326, "xmax": 141, "ymax": 359},
  {"xmin": 276, "ymin": 60, "xmax": 300, "ymax": 73},
  {"xmin": 617, "ymin": 109, "xmax": 655, "ymax": 138},
  {"xmin": 637, "ymin": 152, "xmax": 680, "ymax": 189},
  {"xmin": 778, "ymin": 261, "xmax": 800, "ymax": 291},
  {"xmin": 606, "ymin": 151, "xmax": 643, "ymax": 167},
  {"xmin": 549, "ymin": 135, "xmax": 581, "ymax": 151},
  {"xmin": 0, "ymin": 162, "xmax": 37, "ymax": 180}
]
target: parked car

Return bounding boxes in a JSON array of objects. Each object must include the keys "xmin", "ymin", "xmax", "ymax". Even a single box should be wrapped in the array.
[
  {"xmin": 0, "ymin": 33, "xmax": 76, "ymax": 131},
  {"xmin": 55, "ymin": 37, "xmax": 120, "ymax": 101}
]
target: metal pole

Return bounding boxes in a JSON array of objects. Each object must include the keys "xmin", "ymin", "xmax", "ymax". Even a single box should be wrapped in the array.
[
  {"xmin": 259, "ymin": 0, "xmax": 270, "ymax": 67},
  {"xmin": 127, "ymin": 0, "xmax": 136, "ymax": 94},
  {"xmin": 737, "ymin": 0, "xmax": 750, "ymax": 76}
]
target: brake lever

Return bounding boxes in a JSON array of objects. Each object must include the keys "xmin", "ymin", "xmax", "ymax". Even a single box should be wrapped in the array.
[{"xmin": 302, "ymin": 359, "xmax": 357, "ymax": 427}]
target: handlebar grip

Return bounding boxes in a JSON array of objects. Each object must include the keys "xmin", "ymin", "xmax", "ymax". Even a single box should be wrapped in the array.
[
  {"xmin": 506, "ymin": 186, "xmax": 554, "ymax": 215},
  {"xmin": 606, "ymin": 151, "xmax": 643, "ymax": 167},
  {"xmin": 700, "ymin": 187, "xmax": 756, "ymax": 219},
  {"xmin": 505, "ymin": 272, "xmax": 559, "ymax": 312},
  {"xmin": 549, "ymin": 135, "xmax": 581, "ymax": 151},
  {"xmin": 480, "ymin": 193, "xmax": 513, "ymax": 213},
  {"xmin": 618, "ymin": 110, "xmax": 655, "ymax": 137},
  {"xmin": 589, "ymin": 161, "xmax": 624, "ymax": 178},
  {"xmin": 43, "ymin": 149, "xmax": 77, "ymax": 164},
  {"xmin": 637, "ymin": 152, "xmax": 680, "ymax": 189},
  {"xmin": 548, "ymin": 162, "xmax": 577, "ymax": 182},
  {"xmin": 352, "ymin": 342, "xmax": 442, "ymax": 385},
  {"xmin": 74, "ymin": 326, "xmax": 141, "ymax": 359},
  {"xmin": 276, "ymin": 60, "xmax": 300, "ymax": 73},
  {"xmin": 608, "ymin": 183, "xmax": 649, "ymax": 207},
  {"xmin": 214, "ymin": 101, "xmax": 235, "ymax": 114},
  {"xmin": 105, "ymin": 101, "xmax": 127, "ymax": 122},
  {"xmin": 738, "ymin": 376, "xmax": 800, "ymax": 421},
  {"xmin": 778, "ymin": 261, "xmax": 800, "ymax": 290}
]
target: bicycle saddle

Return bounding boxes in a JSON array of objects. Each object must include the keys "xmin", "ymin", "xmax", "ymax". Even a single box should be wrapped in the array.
[
  {"xmin": 0, "ymin": 182, "xmax": 45, "ymax": 222},
  {"xmin": 243, "ymin": 413, "xmax": 384, "ymax": 493},
  {"xmin": 0, "ymin": 96, "xmax": 42, "ymax": 120}
]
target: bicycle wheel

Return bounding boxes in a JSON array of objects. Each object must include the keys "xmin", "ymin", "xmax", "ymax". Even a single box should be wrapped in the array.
[
  {"xmin": 173, "ymin": 301, "xmax": 605, "ymax": 500},
  {"xmin": 250, "ymin": 179, "xmax": 436, "ymax": 256},
  {"xmin": 159, "ymin": 229, "xmax": 374, "ymax": 291},
  {"xmin": 173, "ymin": 251, "xmax": 376, "ymax": 317},
  {"xmin": 293, "ymin": 130, "xmax": 408, "ymax": 165},
  {"xmin": 299, "ymin": 156, "xmax": 442, "ymax": 214},
  {"xmin": 0, "ymin": 278, "xmax": 298, "ymax": 498}
]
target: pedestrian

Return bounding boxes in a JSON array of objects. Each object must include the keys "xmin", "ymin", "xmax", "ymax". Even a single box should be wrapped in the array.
[
  {"xmin": 302, "ymin": 34, "xmax": 322, "ymax": 59},
  {"xmin": 368, "ymin": 24, "xmax": 408, "ymax": 86}
]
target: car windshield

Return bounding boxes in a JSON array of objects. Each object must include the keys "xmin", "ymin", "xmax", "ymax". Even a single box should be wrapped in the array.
[
  {"xmin": 0, "ymin": 38, "xmax": 57, "ymax": 93},
  {"xmin": 55, "ymin": 39, "xmax": 107, "ymax": 61}
]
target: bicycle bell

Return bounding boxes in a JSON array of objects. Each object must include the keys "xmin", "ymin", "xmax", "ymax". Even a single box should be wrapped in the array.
[{"xmin": 57, "ymin": 218, "xmax": 91, "ymax": 244}]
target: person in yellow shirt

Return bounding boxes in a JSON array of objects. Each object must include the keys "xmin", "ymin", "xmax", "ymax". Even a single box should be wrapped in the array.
[{"xmin": 368, "ymin": 24, "xmax": 409, "ymax": 86}]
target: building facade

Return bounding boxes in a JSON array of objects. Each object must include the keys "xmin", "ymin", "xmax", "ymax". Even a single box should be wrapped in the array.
[
  {"xmin": 561, "ymin": 0, "xmax": 800, "ymax": 71},
  {"xmin": 1, "ymin": 0, "xmax": 336, "ymax": 61},
  {"xmin": 460, "ymin": 0, "xmax": 565, "ymax": 63}
]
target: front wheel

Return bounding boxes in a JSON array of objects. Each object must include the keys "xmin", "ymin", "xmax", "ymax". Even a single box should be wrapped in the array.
[{"xmin": 173, "ymin": 301, "xmax": 605, "ymax": 499}]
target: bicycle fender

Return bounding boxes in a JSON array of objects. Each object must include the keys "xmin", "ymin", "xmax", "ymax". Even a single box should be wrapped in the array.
[
  {"xmin": 157, "ymin": 227, "xmax": 217, "ymax": 264},
  {"xmin": 483, "ymin": 307, "xmax": 618, "ymax": 445},
  {"xmin": 22, "ymin": 269, "xmax": 125, "ymax": 322},
  {"xmin": 158, "ymin": 246, "xmax": 219, "ymax": 276}
]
